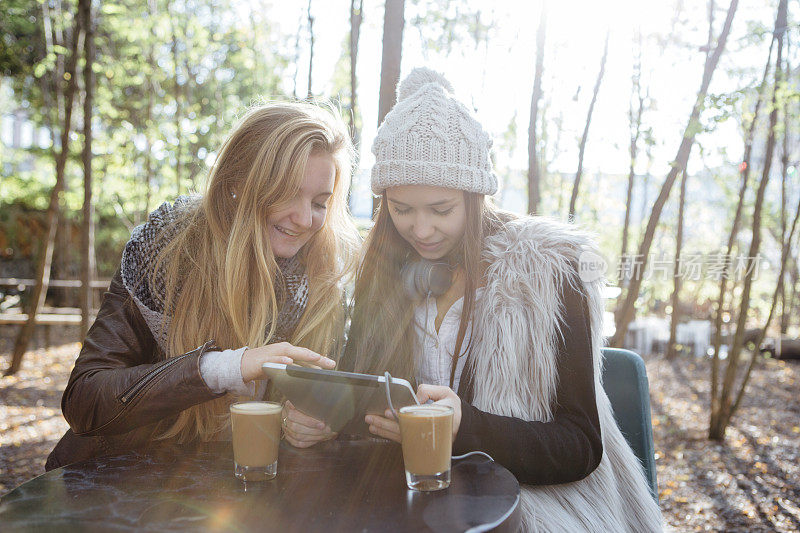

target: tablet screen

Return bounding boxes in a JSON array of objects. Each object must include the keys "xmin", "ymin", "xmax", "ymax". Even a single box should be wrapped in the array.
[{"xmin": 262, "ymin": 363, "xmax": 419, "ymax": 433}]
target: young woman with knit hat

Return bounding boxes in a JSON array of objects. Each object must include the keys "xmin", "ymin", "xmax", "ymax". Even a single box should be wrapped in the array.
[
  {"xmin": 46, "ymin": 101, "xmax": 359, "ymax": 469},
  {"xmin": 335, "ymin": 68, "xmax": 662, "ymax": 531}
]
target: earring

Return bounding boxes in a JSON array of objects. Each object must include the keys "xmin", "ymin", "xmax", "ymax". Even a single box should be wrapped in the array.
[{"xmin": 230, "ymin": 191, "xmax": 237, "ymax": 199}]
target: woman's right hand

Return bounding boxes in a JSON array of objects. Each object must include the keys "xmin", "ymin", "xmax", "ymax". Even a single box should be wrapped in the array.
[
  {"xmin": 282, "ymin": 401, "xmax": 337, "ymax": 448},
  {"xmin": 240, "ymin": 342, "xmax": 336, "ymax": 382}
]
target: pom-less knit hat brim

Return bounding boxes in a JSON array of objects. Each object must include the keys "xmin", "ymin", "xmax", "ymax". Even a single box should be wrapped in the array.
[
  {"xmin": 370, "ymin": 67, "xmax": 498, "ymax": 196},
  {"xmin": 372, "ymin": 161, "xmax": 497, "ymax": 195}
]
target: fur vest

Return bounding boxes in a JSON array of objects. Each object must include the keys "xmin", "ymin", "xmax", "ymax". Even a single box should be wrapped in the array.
[{"xmin": 468, "ymin": 216, "xmax": 663, "ymax": 532}]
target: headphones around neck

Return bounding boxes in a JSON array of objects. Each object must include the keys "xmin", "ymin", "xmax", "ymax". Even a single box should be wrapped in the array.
[{"xmin": 400, "ymin": 259, "xmax": 453, "ymax": 299}]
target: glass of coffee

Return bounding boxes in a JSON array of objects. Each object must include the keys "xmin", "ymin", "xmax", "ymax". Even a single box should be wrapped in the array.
[
  {"xmin": 229, "ymin": 401, "xmax": 282, "ymax": 481},
  {"xmin": 398, "ymin": 404, "xmax": 453, "ymax": 491}
]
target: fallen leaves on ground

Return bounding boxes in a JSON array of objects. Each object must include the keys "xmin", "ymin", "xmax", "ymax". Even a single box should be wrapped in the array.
[
  {"xmin": 0, "ymin": 328, "xmax": 77, "ymax": 495},
  {"xmin": 649, "ymin": 356, "xmax": 800, "ymax": 532}
]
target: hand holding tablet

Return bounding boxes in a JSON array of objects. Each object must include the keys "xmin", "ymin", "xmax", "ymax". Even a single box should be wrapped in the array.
[
  {"xmin": 242, "ymin": 343, "xmax": 335, "ymax": 381},
  {"xmin": 262, "ymin": 363, "xmax": 419, "ymax": 436},
  {"xmin": 282, "ymin": 400, "xmax": 338, "ymax": 448}
]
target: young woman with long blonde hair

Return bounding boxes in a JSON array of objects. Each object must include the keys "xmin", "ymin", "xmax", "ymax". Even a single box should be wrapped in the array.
[{"xmin": 47, "ymin": 101, "xmax": 359, "ymax": 468}]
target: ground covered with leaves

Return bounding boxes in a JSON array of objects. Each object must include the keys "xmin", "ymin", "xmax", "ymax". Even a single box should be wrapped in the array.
[
  {"xmin": 1, "ymin": 331, "xmax": 798, "ymax": 531},
  {"xmin": 649, "ymin": 355, "xmax": 799, "ymax": 531},
  {"xmin": 0, "ymin": 329, "xmax": 76, "ymax": 496}
]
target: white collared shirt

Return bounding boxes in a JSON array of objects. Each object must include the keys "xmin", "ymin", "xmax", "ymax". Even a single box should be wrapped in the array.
[{"xmin": 414, "ymin": 288, "xmax": 483, "ymax": 392}]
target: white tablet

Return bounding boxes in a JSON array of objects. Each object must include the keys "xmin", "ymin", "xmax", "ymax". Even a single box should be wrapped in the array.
[{"xmin": 261, "ymin": 363, "xmax": 419, "ymax": 433}]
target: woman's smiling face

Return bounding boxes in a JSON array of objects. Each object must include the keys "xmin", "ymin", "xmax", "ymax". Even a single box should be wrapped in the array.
[
  {"xmin": 266, "ymin": 153, "xmax": 335, "ymax": 258},
  {"xmin": 386, "ymin": 185, "xmax": 466, "ymax": 261}
]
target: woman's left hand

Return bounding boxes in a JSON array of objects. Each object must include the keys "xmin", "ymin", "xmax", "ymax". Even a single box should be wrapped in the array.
[
  {"xmin": 416, "ymin": 384, "xmax": 462, "ymax": 441},
  {"xmin": 365, "ymin": 384, "xmax": 462, "ymax": 443}
]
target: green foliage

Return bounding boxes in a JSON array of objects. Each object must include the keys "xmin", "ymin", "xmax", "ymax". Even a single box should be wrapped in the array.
[
  {"xmin": 0, "ymin": 0, "xmax": 43, "ymax": 77},
  {"xmin": 1, "ymin": 0, "xmax": 796, "ymax": 328},
  {"xmin": 1, "ymin": 0, "xmax": 294, "ymax": 273},
  {"xmin": 704, "ymin": 90, "xmax": 746, "ymax": 129},
  {"xmin": 409, "ymin": 0, "xmax": 493, "ymax": 58},
  {"xmin": 330, "ymin": 33, "xmax": 357, "ymax": 129}
]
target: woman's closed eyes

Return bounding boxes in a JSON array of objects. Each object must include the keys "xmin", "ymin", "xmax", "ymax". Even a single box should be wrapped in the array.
[{"xmin": 391, "ymin": 206, "xmax": 455, "ymax": 216}]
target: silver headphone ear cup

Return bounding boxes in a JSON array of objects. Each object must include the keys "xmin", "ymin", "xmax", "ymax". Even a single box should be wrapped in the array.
[
  {"xmin": 417, "ymin": 262, "xmax": 432, "ymax": 296},
  {"xmin": 426, "ymin": 263, "xmax": 452, "ymax": 297},
  {"xmin": 401, "ymin": 261, "xmax": 420, "ymax": 299},
  {"xmin": 401, "ymin": 259, "xmax": 453, "ymax": 299}
]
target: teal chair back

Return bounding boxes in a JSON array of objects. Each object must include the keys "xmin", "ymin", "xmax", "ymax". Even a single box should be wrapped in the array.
[{"xmin": 601, "ymin": 348, "xmax": 659, "ymax": 502}]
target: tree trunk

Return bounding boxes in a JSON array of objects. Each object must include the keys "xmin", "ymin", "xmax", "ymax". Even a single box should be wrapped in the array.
[
  {"xmin": 568, "ymin": 31, "xmax": 609, "ymax": 218},
  {"xmin": 527, "ymin": 3, "xmax": 546, "ymax": 215},
  {"xmin": 170, "ymin": 2, "xmax": 183, "ymax": 195},
  {"xmin": 292, "ymin": 8, "xmax": 302, "ymax": 98},
  {"xmin": 667, "ymin": 0, "xmax": 710, "ymax": 361},
  {"xmin": 44, "ymin": 0, "xmax": 71, "ymax": 309},
  {"xmin": 611, "ymin": 0, "xmax": 738, "ymax": 348},
  {"xmin": 144, "ymin": 85, "xmax": 154, "ymax": 220},
  {"xmin": 182, "ymin": 54, "xmax": 197, "ymax": 190},
  {"xmin": 784, "ymin": 264, "xmax": 799, "ymax": 334},
  {"xmin": 7, "ymin": 2, "xmax": 84, "ymax": 376},
  {"xmin": 141, "ymin": 0, "xmax": 158, "ymax": 223},
  {"xmin": 551, "ymin": 113, "xmax": 564, "ymax": 214},
  {"xmin": 666, "ymin": 170, "xmax": 688, "ymax": 360},
  {"xmin": 709, "ymin": 32, "xmax": 775, "ymax": 419},
  {"xmin": 348, "ymin": 0, "xmax": 364, "ymax": 208},
  {"xmin": 349, "ymin": 0, "xmax": 363, "ymax": 145},
  {"xmin": 778, "ymin": 42, "xmax": 791, "ymax": 335},
  {"xmin": 374, "ymin": 0, "xmax": 405, "ymax": 216},
  {"xmin": 41, "ymin": 0, "xmax": 65, "ymax": 128},
  {"xmin": 709, "ymin": 0, "xmax": 786, "ymax": 440},
  {"xmin": 638, "ymin": 143, "xmax": 652, "ymax": 229},
  {"xmin": 730, "ymin": 179, "xmax": 800, "ymax": 420},
  {"xmin": 307, "ymin": 0, "xmax": 314, "ymax": 98},
  {"xmin": 621, "ymin": 30, "xmax": 645, "ymax": 265},
  {"xmin": 80, "ymin": 0, "xmax": 95, "ymax": 337},
  {"xmin": 247, "ymin": 7, "xmax": 261, "ymax": 97},
  {"xmin": 55, "ymin": 191, "xmax": 71, "ymax": 308}
]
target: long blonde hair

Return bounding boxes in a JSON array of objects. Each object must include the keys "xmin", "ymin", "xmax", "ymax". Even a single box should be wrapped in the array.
[
  {"xmin": 341, "ymin": 192, "xmax": 508, "ymax": 386},
  {"xmin": 153, "ymin": 101, "xmax": 359, "ymax": 442}
]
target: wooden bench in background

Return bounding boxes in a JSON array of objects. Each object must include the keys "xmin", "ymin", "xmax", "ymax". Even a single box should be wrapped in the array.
[
  {"xmin": 0, "ymin": 278, "xmax": 111, "ymax": 290},
  {"xmin": 0, "ymin": 278, "xmax": 109, "ymax": 347},
  {"xmin": 0, "ymin": 311, "xmax": 96, "ymax": 348},
  {"xmin": 0, "ymin": 312, "xmax": 84, "ymax": 325}
]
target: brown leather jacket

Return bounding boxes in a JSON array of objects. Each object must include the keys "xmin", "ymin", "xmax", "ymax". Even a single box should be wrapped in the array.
[{"xmin": 45, "ymin": 270, "xmax": 223, "ymax": 470}]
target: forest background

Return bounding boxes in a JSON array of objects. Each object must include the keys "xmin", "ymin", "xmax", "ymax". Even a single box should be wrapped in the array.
[{"xmin": 1, "ymin": 0, "xmax": 799, "ymax": 530}]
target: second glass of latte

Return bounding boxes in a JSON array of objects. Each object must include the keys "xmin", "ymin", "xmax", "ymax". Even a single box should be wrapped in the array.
[{"xmin": 398, "ymin": 404, "xmax": 454, "ymax": 491}]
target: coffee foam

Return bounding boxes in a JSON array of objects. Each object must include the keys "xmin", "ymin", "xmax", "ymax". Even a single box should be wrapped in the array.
[
  {"xmin": 400, "ymin": 405, "xmax": 452, "ymax": 417},
  {"xmin": 230, "ymin": 402, "xmax": 282, "ymax": 414}
]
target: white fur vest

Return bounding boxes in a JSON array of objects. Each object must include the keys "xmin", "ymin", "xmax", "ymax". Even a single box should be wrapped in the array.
[{"xmin": 468, "ymin": 216, "xmax": 663, "ymax": 532}]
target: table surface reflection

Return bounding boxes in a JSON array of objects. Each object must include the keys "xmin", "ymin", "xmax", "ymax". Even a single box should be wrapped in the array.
[{"xmin": 0, "ymin": 439, "xmax": 520, "ymax": 532}]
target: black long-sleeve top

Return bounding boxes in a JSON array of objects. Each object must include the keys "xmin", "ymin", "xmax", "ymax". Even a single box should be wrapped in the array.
[{"xmin": 454, "ymin": 281, "xmax": 603, "ymax": 485}]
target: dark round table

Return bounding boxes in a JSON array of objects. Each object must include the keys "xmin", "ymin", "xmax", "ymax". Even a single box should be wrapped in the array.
[{"xmin": 0, "ymin": 439, "xmax": 520, "ymax": 532}]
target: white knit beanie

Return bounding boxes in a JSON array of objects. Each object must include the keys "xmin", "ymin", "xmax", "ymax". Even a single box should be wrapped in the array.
[{"xmin": 371, "ymin": 68, "xmax": 498, "ymax": 196}]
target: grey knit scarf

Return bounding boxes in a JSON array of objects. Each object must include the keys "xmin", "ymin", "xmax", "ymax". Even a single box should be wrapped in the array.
[{"xmin": 120, "ymin": 196, "xmax": 308, "ymax": 353}]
